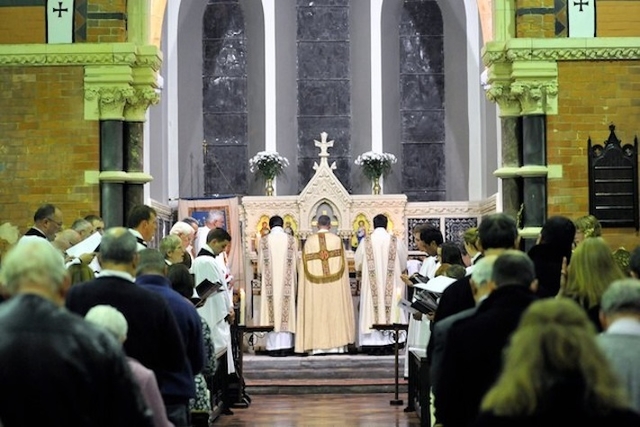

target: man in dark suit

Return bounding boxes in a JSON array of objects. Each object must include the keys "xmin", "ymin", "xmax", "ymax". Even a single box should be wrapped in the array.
[
  {"xmin": 22, "ymin": 203, "xmax": 63, "ymax": 241},
  {"xmin": 65, "ymin": 227, "xmax": 186, "ymax": 393},
  {"xmin": 435, "ymin": 250, "xmax": 538, "ymax": 427},
  {"xmin": 127, "ymin": 204, "xmax": 157, "ymax": 250},
  {"xmin": 428, "ymin": 213, "xmax": 518, "ymax": 354},
  {"xmin": 0, "ymin": 237, "xmax": 152, "ymax": 426}
]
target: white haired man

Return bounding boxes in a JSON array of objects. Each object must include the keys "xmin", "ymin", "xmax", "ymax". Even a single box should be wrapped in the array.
[{"xmin": 0, "ymin": 238, "xmax": 152, "ymax": 426}]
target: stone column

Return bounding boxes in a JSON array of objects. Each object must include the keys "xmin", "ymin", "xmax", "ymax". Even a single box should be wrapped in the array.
[{"xmin": 100, "ymin": 120, "xmax": 125, "ymax": 227}]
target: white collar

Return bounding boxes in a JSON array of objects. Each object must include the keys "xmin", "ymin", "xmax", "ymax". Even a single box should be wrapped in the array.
[
  {"xmin": 96, "ymin": 269, "xmax": 135, "ymax": 283},
  {"xmin": 606, "ymin": 318, "xmax": 640, "ymax": 336},
  {"xmin": 129, "ymin": 228, "xmax": 145, "ymax": 242}
]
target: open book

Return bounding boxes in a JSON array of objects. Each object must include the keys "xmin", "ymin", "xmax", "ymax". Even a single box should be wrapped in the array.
[
  {"xmin": 195, "ymin": 278, "xmax": 224, "ymax": 300},
  {"xmin": 409, "ymin": 274, "xmax": 429, "ymax": 285},
  {"xmin": 412, "ymin": 290, "xmax": 441, "ymax": 314}
]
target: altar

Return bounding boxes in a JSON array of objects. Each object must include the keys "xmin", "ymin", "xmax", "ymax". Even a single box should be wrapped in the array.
[{"xmin": 238, "ymin": 133, "xmax": 496, "ymax": 330}]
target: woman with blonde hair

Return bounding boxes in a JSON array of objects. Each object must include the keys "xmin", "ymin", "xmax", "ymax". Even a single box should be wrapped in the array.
[
  {"xmin": 573, "ymin": 214, "xmax": 602, "ymax": 247},
  {"xmin": 475, "ymin": 298, "xmax": 640, "ymax": 426},
  {"xmin": 560, "ymin": 237, "xmax": 625, "ymax": 331}
]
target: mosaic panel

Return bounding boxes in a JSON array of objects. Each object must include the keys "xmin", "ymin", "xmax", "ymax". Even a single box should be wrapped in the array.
[
  {"xmin": 555, "ymin": 0, "xmax": 568, "ymax": 37},
  {"xmin": 444, "ymin": 217, "xmax": 478, "ymax": 244}
]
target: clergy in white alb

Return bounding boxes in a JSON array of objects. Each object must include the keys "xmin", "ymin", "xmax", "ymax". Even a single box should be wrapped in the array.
[
  {"xmin": 354, "ymin": 214, "xmax": 408, "ymax": 348},
  {"xmin": 258, "ymin": 215, "xmax": 298, "ymax": 352},
  {"xmin": 401, "ymin": 225, "xmax": 443, "ymax": 376},
  {"xmin": 295, "ymin": 215, "xmax": 355, "ymax": 354},
  {"xmin": 191, "ymin": 227, "xmax": 235, "ymax": 373}
]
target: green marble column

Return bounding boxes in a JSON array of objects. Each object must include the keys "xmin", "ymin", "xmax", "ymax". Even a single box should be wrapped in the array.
[
  {"xmin": 100, "ymin": 120, "xmax": 125, "ymax": 228},
  {"xmin": 123, "ymin": 121, "xmax": 144, "ymax": 217},
  {"xmin": 500, "ymin": 117, "xmax": 521, "ymax": 221},
  {"xmin": 522, "ymin": 115, "xmax": 547, "ymax": 227}
]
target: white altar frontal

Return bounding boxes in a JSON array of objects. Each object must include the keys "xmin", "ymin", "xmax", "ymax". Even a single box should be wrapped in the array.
[{"xmin": 239, "ymin": 133, "xmax": 496, "ymax": 332}]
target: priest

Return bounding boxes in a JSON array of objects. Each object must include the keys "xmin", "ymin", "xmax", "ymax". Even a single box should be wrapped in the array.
[
  {"xmin": 355, "ymin": 214, "xmax": 408, "ymax": 354},
  {"xmin": 295, "ymin": 215, "xmax": 355, "ymax": 355},
  {"xmin": 258, "ymin": 215, "xmax": 298, "ymax": 356}
]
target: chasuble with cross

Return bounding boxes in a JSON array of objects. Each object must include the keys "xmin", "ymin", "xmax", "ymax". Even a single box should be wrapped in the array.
[
  {"xmin": 295, "ymin": 230, "xmax": 355, "ymax": 354},
  {"xmin": 355, "ymin": 227, "xmax": 408, "ymax": 347},
  {"xmin": 258, "ymin": 227, "xmax": 298, "ymax": 351}
]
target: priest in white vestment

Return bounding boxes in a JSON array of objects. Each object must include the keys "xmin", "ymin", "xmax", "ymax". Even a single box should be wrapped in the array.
[
  {"xmin": 191, "ymin": 227, "xmax": 235, "ymax": 374},
  {"xmin": 295, "ymin": 215, "xmax": 355, "ymax": 354},
  {"xmin": 355, "ymin": 214, "xmax": 408, "ymax": 350},
  {"xmin": 257, "ymin": 215, "xmax": 298, "ymax": 354}
]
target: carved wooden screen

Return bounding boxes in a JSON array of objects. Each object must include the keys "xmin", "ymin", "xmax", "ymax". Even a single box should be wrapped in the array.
[{"xmin": 588, "ymin": 125, "xmax": 639, "ymax": 230}]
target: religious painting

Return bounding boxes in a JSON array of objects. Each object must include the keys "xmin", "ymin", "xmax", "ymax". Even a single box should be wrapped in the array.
[
  {"xmin": 282, "ymin": 214, "xmax": 298, "ymax": 237},
  {"xmin": 188, "ymin": 206, "xmax": 229, "ymax": 230},
  {"xmin": 253, "ymin": 214, "xmax": 270, "ymax": 252},
  {"xmin": 350, "ymin": 214, "xmax": 370, "ymax": 251}
]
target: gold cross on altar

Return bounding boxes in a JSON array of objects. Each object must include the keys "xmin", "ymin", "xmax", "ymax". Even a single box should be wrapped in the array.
[{"xmin": 304, "ymin": 233, "xmax": 342, "ymax": 276}]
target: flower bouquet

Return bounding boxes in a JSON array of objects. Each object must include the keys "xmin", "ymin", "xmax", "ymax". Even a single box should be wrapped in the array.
[
  {"xmin": 354, "ymin": 151, "xmax": 398, "ymax": 179},
  {"xmin": 249, "ymin": 151, "xmax": 289, "ymax": 180},
  {"xmin": 249, "ymin": 151, "xmax": 289, "ymax": 195}
]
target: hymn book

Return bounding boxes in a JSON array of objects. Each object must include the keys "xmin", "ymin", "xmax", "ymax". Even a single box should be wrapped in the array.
[{"xmin": 195, "ymin": 278, "xmax": 224, "ymax": 300}]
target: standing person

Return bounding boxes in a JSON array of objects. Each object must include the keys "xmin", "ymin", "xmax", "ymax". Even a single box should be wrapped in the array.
[
  {"xmin": 22, "ymin": 203, "xmax": 63, "ymax": 241},
  {"xmin": 136, "ymin": 250, "xmax": 205, "ymax": 427},
  {"xmin": 355, "ymin": 214, "xmax": 408, "ymax": 354},
  {"xmin": 597, "ymin": 279, "xmax": 640, "ymax": 412},
  {"xmin": 0, "ymin": 238, "xmax": 152, "ymax": 427},
  {"xmin": 85, "ymin": 214, "xmax": 105, "ymax": 235},
  {"xmin": 400, "ymin": 225, "xmax": 442, "ymax": 377},
  {"xmin": 527, "ymin": 215, "xmax": 576, "ymax": 298},
  {"xmin": 190, "ymin": 227, "xmax": 236, "ymax": 414},
  {"xmin": 257, "ymin": 215, "xmax": 298, "ymax": 356},
  {"xmin": 436, "ymin": 250, "xmax": 538, "ymax": 427},
  {"xmin": 84, "ymin": 305, "xmax": 174, "ymax": 427},
  {"xmin": 127, "ymin": 205, "xmax": 158, "ymax": 250},
  {"xmin": 65, "ymin": 228, "xmax": 187, "ymax": 389},
  {"xmin": 170, "ymin": 221, "xmax": 196, "ymax": 264},
  {"xmin": 475, "ymin": 298, "xmax": 640, "ymax": 427},
  {"xmin": 195, "ymin": 210, "xmax": 225, "ymax": 255},
  {"xmin": 296, "ymin": 215, "xmax": 355, "ymax": 355}
]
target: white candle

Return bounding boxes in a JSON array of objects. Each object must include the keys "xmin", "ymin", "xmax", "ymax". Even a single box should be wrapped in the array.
[{"xmin": 239, "ymin": 288, "xmax": 246, "ymax": 326}]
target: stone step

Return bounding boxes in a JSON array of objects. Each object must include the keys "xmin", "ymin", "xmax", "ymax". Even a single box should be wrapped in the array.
[
  {"xmin": 245, "ymin": 378, "xmax": 408, "ymax": 395},
  {"xmin": 241, "ymin": 353, "xmax": 408, "ymax": 395}
]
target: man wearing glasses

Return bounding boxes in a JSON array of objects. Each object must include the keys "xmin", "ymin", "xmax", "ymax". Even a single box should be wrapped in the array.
[{"xmin": 22, "ymin": 204, "xmax": 63, "ymax": 241}]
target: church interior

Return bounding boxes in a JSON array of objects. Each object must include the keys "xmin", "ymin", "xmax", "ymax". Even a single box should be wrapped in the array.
[{"xmin": 2, "ymin": 0, "xmax": 640, "ymax": 425}]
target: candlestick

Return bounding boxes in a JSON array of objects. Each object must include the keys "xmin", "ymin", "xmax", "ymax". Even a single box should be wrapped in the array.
[{"xmin": 239, "ymin": 288, "xmax": 246, "ymax": 326}]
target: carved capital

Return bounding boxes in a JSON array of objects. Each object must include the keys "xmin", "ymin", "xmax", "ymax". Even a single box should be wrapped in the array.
[
  {"xmin": 511, "ymin": 80, "xmax": 558, "ymax": 115},
  {"xmin": 124, "ymin": 86, "xmax": 160, "ymax": 121}
]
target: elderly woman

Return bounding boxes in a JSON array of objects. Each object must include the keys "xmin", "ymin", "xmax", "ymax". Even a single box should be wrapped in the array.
[
  {"xmin": 159, "ymin": 234, "xmax": 185, "ymax": 265},
  {"xmin": 170, "ymin": 221, "xmax": 196, "ymax": 266}
]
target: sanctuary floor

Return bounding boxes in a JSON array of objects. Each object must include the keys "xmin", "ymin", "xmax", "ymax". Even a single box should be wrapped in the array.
[{"xmin": 214, "ymin": 393, "xmax": 423, "ymax": 426}]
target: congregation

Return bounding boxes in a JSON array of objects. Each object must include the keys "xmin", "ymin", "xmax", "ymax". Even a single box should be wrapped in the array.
[{"xmin": 1, "ymin": 204, "xmax": 640, "ymax": 427}]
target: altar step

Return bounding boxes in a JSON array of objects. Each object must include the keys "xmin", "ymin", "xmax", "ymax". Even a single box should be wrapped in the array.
[{"xmin": 242, "ymin": 354, "xmax": 408, "ymax": 395}]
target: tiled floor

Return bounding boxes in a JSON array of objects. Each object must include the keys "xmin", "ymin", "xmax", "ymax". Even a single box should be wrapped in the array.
[{"xmin": 214, "ymin": 393, "xmax": 423, "ymax": 426}]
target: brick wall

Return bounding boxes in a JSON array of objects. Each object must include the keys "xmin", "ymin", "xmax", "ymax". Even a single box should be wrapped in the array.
[
  {"xmin": 598, "ymin": 1, "xmax": 640, "ymax": 37},
  {"xmin": 547, "ymin": 61, "xmax": 640, "ymax": 250},
  {"xmin": 0, "ymin": 6, "xmax": 45, "ymax": 44},
  {"xmin": 86, "ymin": 0, "xmax": 127, "ymax": 43},
  {"xmin": 515, "ymin": 0, "xmax": 555, "ymax": 38},
  {"xmin": 0, "ymin": 66, "xmax": 100, "ymax": 232}
]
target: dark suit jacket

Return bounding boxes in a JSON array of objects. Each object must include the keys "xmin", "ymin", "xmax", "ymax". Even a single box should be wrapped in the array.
[
  {"xmin": 426, "ymin": 275, "xmax": 475, "ymax": 360},
  {"xmin": 528, "ymin": 243, "xmax": 570, "ymax": 298},
  {"xmin": 437, "ymin": 285, "xmax": 537, "ymax": 427},
  {"xmin": 65, "ymin": 275, "xmax": 186, "ymax": 383},
  {"xmin": 23, "ymin": 227, "xmax": 47, "ymax": 239}
]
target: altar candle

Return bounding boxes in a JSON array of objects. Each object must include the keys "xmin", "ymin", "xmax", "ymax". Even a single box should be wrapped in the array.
[{"xmin": 239, "ymin": 288, "xmax": 246, "ymax": 326}]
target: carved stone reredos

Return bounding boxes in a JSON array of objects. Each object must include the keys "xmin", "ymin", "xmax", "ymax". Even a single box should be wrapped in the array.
[{"xmin": 240, "ymin": 132, "xmax": 408, "ymax": 255}]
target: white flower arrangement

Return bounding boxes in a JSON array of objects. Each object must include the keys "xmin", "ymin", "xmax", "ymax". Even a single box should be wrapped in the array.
[
  {"xmin": 249, "ymin": 151, "xmax": 289, "ymax": 180},
  {"xmin": 354, "ymin": 151, "xmax": 398, "ymax": 179}
]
